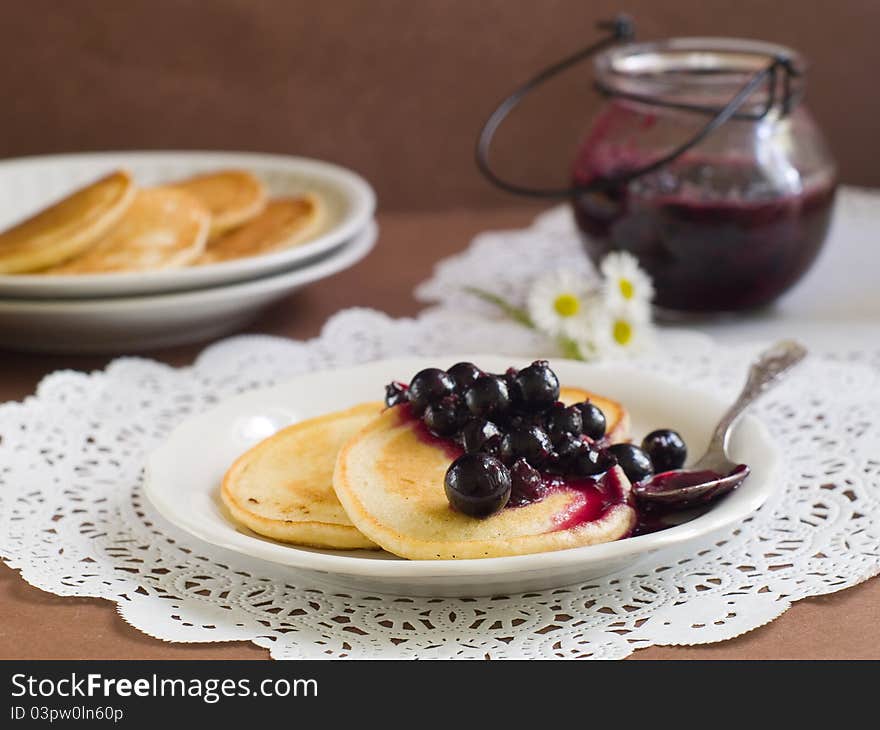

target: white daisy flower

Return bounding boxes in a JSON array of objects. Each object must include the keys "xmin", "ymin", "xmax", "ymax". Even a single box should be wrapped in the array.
[
  {"xmin": 554, "ymin": 306, "xmax": 596, "ymax": 360},
  {"xmin": 600, "ymin": 251, "xmax": 654, "ymax": 311},
  {"xmin": 576, "ymin": 303, "xmax": 654, "ymax": 360},
  {"xmin": 526, "ymin": 270, "xmax": 593, "ymax": 339}
]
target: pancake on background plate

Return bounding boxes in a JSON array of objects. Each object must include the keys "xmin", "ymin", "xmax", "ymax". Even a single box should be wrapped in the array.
[
  {"xmin": 221, "ymin": 402, "xmax": 383, "ymax": 550},
  {"xmin": 333, "ymin": 387, "xmax": 636, "ymax": 560},
  {"xmin": 168, "ymin": 169, "xmax": 266, "ymax": 237},
  {"xmin": 0, "ymin": 170, "xmax": 135, "ymax": 274},
  {"xmin": 49, "ymin": 188, "xmax": 210, "ymax": 274},
  {"xmin": 197, "ymin": 195, "xmax": 323, "ymax": 265}
]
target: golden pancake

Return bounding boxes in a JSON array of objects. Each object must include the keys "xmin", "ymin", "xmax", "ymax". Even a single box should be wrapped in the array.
[
  {"xmin": 168, "ymin": 170, "xmax": 267, "ymax": 237},
  {"xmin": 0, "ymin": 170, "xmax": 135, "ymax": 274},
  {"xmin": 332, "ymin": 387, "xmax": 635, "ymax": 560},
  {"xmin": 49, "ymin": 188, "xmax": 210, "ymax": 274},
  {"xmin": 197, "ymin": 195, "xmax": 323, "ymax": 265},
  {"xmin": 221, "ymin": 402, "xmax": 383, "ymax": 550},
  {"xmin": 334, "ymin": 413, "xmax": 635, "ymax": 561}
]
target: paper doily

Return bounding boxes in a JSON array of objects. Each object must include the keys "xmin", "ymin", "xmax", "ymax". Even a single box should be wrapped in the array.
[{"xmin": 2, "ymin": 193, "xmax": 880, "ymax": 659}]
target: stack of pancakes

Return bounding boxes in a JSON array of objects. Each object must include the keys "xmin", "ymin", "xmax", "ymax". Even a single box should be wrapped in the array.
[
  {"xmin": 221, "ymin": 387, "xmax": 636, "ymax": 560},
  {"xmin": 0, "ymin": 169, "xmax": 324, "ymax": 275}
]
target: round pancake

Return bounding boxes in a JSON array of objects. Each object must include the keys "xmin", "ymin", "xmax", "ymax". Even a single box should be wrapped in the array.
[
  {"xmin": 196, "ymin": 195, "xmax": 323, "ymax": 265},
  {"xmin": 0, "ymin": 170, "xmax": 135, "ymax": 274},
  {"xmin": 333, "ymin": 387, "xmax": 636, "ymax": 560},
  {"xmin": 168, "ymin": 170, "xmax": 266, "ymax": 237},
  {"xmin": 49, "ymin": 188, "xmax": 210, "ymax": 274},
  {"xmin": 221, "ymin": 402, "xmax": 383, "ymax": 550}
]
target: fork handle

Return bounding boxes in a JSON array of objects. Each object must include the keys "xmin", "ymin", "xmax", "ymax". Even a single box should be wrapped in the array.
[{"xmin": 707, "ymin": 340, "xmax": 808, "ymax": 454}]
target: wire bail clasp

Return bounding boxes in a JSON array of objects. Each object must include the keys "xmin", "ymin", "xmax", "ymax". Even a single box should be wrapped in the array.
[{"xmin": 476, "ymin": 17, "xmax": 802, "ymax": 199}]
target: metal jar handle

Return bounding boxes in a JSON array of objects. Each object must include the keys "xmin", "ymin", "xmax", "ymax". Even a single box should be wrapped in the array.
[{"xmin": 475, "ymin": 15, "xmax": 800, "ymax": 199}]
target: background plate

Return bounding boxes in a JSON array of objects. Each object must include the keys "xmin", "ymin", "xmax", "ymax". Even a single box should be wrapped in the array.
[
  {"xmin": 0, "ymin": 220, "xmax": 376, "ymax": 353},
  {"xmin": 0, "ymin": 151, "xmax": 376, "ymax": 298}
]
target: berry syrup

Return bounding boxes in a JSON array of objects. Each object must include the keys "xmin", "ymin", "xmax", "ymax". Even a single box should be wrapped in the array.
[
  {"xmin": 394, "ymin": 404, "xmax": 630, "ymax": 531},
  {"xmin": 550, "ymin": 468, "xmax": 630, "ymax": 531},
  {"xmin": 393, "ymin": 403, "xmax": 464, "ymax": 460},
  {"xmin": 631, "ymin": 465, "xmax": 750, "ymax": 536},
  {"xmin": 572, "ymin": 156, "xmax": 837, "ymax": 313}
]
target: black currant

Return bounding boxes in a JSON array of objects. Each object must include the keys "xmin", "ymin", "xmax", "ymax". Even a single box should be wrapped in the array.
[
  {"xmin": 408, "ymin": 368, "xmax": 456, "ymax": 416},
  {"xmin": 606, "ymin": 443, "xmax": 654, "ymax": 483},
  {"xmin": 499, "ymin": 424, "xmax": 553, "ymax": 466},
  {"xmin": 464, "ymin": 375, "xmax": 512, "ymax": 419},
  {"xmin": 444, "ymin": 453, "xmax": 511, "ymax": 517},
  {"xmin": 641, "ymin": 429, "xmax": 688, "ymax": 472},
  {"xmin": 510, "ymin": 360, "xmax": 560, "ymax": 412},
  {"xmin": 446, "ymin": 362, "xmax": 484, "ymax": 392},
  {"xmin": 576, "ymin": 402, "xmax": 607, "ymax": 440}
]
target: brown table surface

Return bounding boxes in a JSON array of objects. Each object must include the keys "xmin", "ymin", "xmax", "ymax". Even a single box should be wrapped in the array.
[{"xmin": 1, "ymin": 205, "xmax": 878, "ymax": 660}]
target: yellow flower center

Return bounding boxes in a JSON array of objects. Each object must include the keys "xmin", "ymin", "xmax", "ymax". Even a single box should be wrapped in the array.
[
  {"xmin": 619, "ymin": 278, "xmax": 635, "ymax": 300},
  {"xmin": 613, "ymin": 319, "xmax": 633, "ymax": 346},
  {"xmin": 553, "ymin": 293, "xmax": 580, "ymax": 318}
]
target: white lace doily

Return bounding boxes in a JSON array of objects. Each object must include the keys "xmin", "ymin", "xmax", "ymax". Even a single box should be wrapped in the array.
[{"xmin": 2, "ymin": 192, "xmax": 880, "ymax": 659}]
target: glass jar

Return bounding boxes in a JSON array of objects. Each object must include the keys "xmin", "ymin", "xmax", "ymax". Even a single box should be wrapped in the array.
[{"xmin": 570, "ymin": 38, "xmax": 837, "ymax": 314}]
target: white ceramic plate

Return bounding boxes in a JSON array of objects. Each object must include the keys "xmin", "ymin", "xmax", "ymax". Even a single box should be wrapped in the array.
[
  {"xmin": 145, "ymin": 355, "xmax": 780, "ymax": 597},
  {"xmin": 0, "ymin": 151, "xmax": 376, "ymax": 299},
  {"xmin": 0, "ymin": 220, "xmax": 376, "ymax": 353}
]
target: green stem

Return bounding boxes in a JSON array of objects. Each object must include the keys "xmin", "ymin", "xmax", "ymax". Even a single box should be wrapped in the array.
[
  {"xmin": 464, "ymin": 286, "xmax": 534, "ymax": 328},
  {"xmin": 465, "ymin": 286, "xmax": 590, "ymax": 361},
  {"xmin": 558, "ymin": 335, "xmax": 587, "ymax": 361}
]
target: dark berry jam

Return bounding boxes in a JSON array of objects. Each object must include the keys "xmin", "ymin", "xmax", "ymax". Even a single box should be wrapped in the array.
[
  {"xmin": 572, "ymin": 157, "xmax": 837, "ymax": 313},
  {"xmin": 550, "ymin": 468, "xmax": 629, "ymax": 532},
  {"xmin": 631, "ymin": 464, "xmax": 750, "ymax": 535},
  {"xmin": 642, "ymin": 468, "xmax": 725, "ymax": 493},
  {"xmin": 632, "ymin": 507, "xmax": 695, "ymax": 537},
  {"xmin": 395, "ymin": 403, "xmax": 464, "ymax": 461},
  {"xmin": 640, "ymin": 464, "xmax": 749, "ymax": 503},
  {"xmin": 392, "ymin": 402, "xmax": 627, "ymax": 527}
]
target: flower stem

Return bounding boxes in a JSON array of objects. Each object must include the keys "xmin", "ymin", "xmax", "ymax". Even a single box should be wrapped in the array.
[
  {"xmin": 464, "ymin": 286, "xmax": 534, "ymax": 328},
  {"xmin": 558, "ymin": 335, "xmax": 587, "ymax": 361}
]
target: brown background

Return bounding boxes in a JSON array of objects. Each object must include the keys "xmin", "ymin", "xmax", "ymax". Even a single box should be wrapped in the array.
[
  {"xmin": 2, "ymin": 0, "xmax": 879, "ymax": 210},
  {"xmin": 2, "ymin": 1, "xmax": 880, "ymax": 659}
]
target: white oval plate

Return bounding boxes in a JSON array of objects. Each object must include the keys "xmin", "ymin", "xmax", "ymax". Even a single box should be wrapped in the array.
[
  {"xmin": 145, "ymin": 355, "xmax": 780, "ymax": 597},
  {"xmin": 0, "ymin": 151, "xmax": 376, "ymax": 299},
  {"xmin": 0, "ymin": 220, "xmax": 376, "ymax": 353}
]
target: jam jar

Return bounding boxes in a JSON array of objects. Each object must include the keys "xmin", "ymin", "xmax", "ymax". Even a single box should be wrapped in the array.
[
  {"xmin": 571, "ymin": 38, "xmax": 837, "ymax": 314},
  {"xmin": 478, "ymin": 24, "xmax": 837, "ymax": 315}
]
